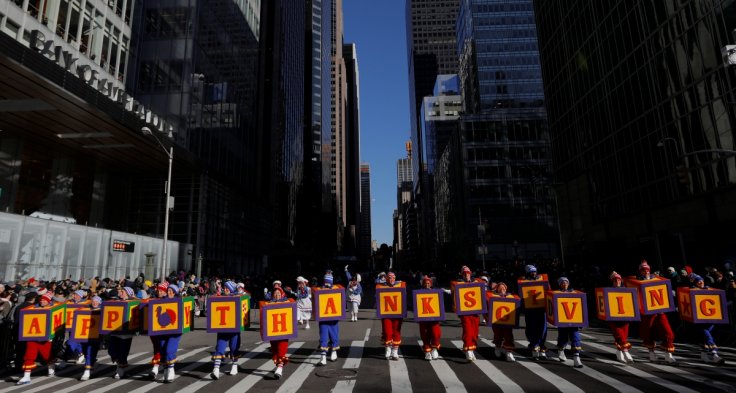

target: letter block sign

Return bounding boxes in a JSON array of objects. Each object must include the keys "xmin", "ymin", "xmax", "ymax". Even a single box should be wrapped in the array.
[
  {"xmin": 65, "ymin": 302, "xmax": 89, "ymax": 329},
  {"xmin": 517, "ymin": 278, "xmax": 549, "ymax": 309},
  {"xmin": 594, "ymin": 287, "xmax": 640, "ymax": 322},
  {"xmin": 147, "ymin": 298, "xmax": 184, "ymax": 336},
  {"xmin": 182, "ymin": 296, "xmax": 195, "ymax": 333},
  {"xmin": 412, "ymin": 289, "xmax": 445, "ymax": 322},
  {"xmin": 625, "ymin": 277, "xmax": 675, "ymax": 315},
  {"xmin": 100, "ymin": 300, "xmax": 142, "ymax": 334},
  {"xmin": 546, "ymin": 291, "xmax": 588, "ymax": 328},
  {"xmin": 487, "ymin": 294, "xmax": 521, "ymax": 327},
  {"xmin": 452, "ymin": 282, "xmax": 487, "ymax": 316},
  {"xmin": 313, "ymin": 287, "xmax": 346, "ymax": 322},
  {"xmin": 71, "ymin": 309, "xmax": 101, "ymax": 342},
  {"xmin": 375, "ymin": 285, "xmax": 407, "ymax": 319},
  {"xmin": 677, "ymin": 287, "xmax": 728, "ymax": 324},
  {"xmin": 260, "ymin": 301, "xmax": 298, "ymax": 341},
  {"xmin": 19, "ymin": 304, "xmax": 66, "ymax": 341},
  {"xmin": 206, "ymin": 295, "xmax": 251, "ymax": 333}
]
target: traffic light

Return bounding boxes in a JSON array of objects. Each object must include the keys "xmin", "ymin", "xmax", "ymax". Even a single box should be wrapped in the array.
[{"xmin": 676, "ymin": 165, "xmax": 689, "ymax": 185}]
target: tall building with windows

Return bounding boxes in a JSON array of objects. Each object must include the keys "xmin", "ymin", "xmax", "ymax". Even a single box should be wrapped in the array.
[
  {"xmin": 126, "ymin": 0, "xmax": 268, "ymax": 274},
  {"xmin": 359, "ymin": 163, "xmax": 372, "ymax": 264},
  {"xmin": 450, "ymin": 0, "xmax": 558, "ymax": 266},
  {"xmin": 0, "ymin": 0, "xmax": 198, "ymax": 279},
  {"xmin": 534, "ymin": 1, "xmax": 736, "ymax": 270},
  {"xmin": 343, "ymin": 42, "xmax": 361, "ymax": 255},
  {"xmin": 395, "ymin": 142, "xmax": 417, "ymax": 268}
]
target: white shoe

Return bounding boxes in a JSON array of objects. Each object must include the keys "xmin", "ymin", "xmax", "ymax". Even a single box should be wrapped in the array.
[
  {"xmin": 532, "ymin": 349, "xmax": 540, "ymax": 360},
  {"xmin": 710, "ymin": 352, "xmax": 725, "ymax": 365},
  {"xmin": 431, "ymin": 348, "xmax": 439, "ymax": 360},
  {"xmin": 385, "ymin": 346, "xmax": 392, "ymax": 359},
  {"xmin": 494, "ymin": 348, "xmax": 502, "ymax": 358},
  {"xmin": 649, "ymin": 350, "xmax": 657, "ymax": 362},
  {"xmin": 150, "ymin": 364, "xmax": 159, "ymax": 379},
  {"xmin": 319, "ymin": 354, "xmax": 327, "ymax": 365},
  {"xmin": 664, "ymin": 352, "xmax": 676, "ymax": 364},
  {"xmin": 80, "ymin": 369, "xmax": 90, "ymax": 381},
  {"xmin": 114, "ymin": 367, "xmax": 125, "ymax": 379},
  {"xmin": 506, "ymin": 352, "xmax": 515, "ymax": 362},
  {"xmin": 623, "ymin": 350, "xmax": 634, "ymax": 364},
  {"xmin": 274, "ymin": 366, "xmax": 283, "ymax": 379},
  {"xmin": 330, "ymin": 351, "xmax": 338, "ymax": 361},
  {"xmin": 48, "ymin": 365, "xmax": 56, "ymax": 377},
  {"xmin": 305, "ymin": 323, "xmax": 310, "ymax": 329},
  {"xmin": 228, "ymin": 363, "xmax": 238, "ymax": 376},
  {"xmin": 16, "ymin": 372, "xmax": 31, "ymax": 385},
  {"xmin": 558, "ymin": 349, "xmax": 567, "ymax": 362},
  {"xmin": 466, "ymin": 350, "xmax": 475, "ymax": 362},
  {"xmin": 77, "ymin": 354, "xmax": 86, "ymax": 365},
  {"xmin": 211, "ymin": 367, "xmax": 220, "ymax": 379},
  {"xmin": 616, "ymin": 350, "xmax": 626, "ymax": 363},
  {"xmin": 573, "ymin": 355, "xmax": 583, "ymax": 368},
  {"xmin": 425, "ymin": 352, "xmax": 432, "ymax": 361},
  {"xmin": 165, "ymin": 367, "xmax": 175, "ymax": 383},
  {"xmin": 391, "ymin": 348, "xmax": 399, "ymax": 360},
  {"xmin": 538, "ymin": 351, "xmax": 547, "ymax": 360}
]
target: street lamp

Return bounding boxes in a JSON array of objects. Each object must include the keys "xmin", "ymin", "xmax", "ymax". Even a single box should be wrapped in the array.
[{"xmin": 141, "ymin": 126, "xmax": 174, "ymax": 283}]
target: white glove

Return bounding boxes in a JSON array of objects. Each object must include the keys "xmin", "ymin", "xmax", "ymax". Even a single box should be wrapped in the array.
[
  {"xmin": 345, "ymin": 265, "xmax": 349, "ymax": 272},
  {"xmin": 263, "ymin": 288, "xmax": 268, "ymax": 295},
  {"xmin": 443, "ymin": 289, "xmax": 451, "ymax": 295}
]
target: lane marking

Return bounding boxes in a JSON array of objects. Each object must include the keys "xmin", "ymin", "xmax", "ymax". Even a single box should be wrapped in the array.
[
  {"xmin": 224, "ymin": 342, "xmax": 304, "ymax": 393},
  {"xmin": 452, "ymin": 340, "xmax": 524, "ymax": 393}
]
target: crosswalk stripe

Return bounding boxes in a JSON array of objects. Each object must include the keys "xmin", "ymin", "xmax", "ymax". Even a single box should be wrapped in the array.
[
  {"xmin": 388, "ymin": 350, "xmax": 412, "ymax": 393},
  {"xmin": 83, "ymin": 346, "xmax": 211, "ymax": 393},
  {"xmin": 418, "ymin": 340, "xmax": 466, "ymax": 392},
  {"xmin": 573, "ymin": 340, "xmax": 699, "ymax": 393},
  {"xmin": 126, "ymin": 354, "xmax": 213, "ymax": 393},
  {"xmin": 580, "ymin": 338, "xmax": 733, "ymax": 392},
  {"xmin": 224, "ymin": 342, "xmax": 305, "ymax": 393},
  {"xmin": 275, "ymin": 347, "xmax": 322, "ymax": 393},
  {"xmin": 513, "ymin": 340, "xmax": 584, "ymax": 393},
  {"xmin": 0, "ymin": 351, "xmax": 150, "ymax": 393},
  {"xmin": 175, "ymin": 342, "xmax": 272, "ymax": 393},
  {"xmin": 36, "ymin": 351, "xmax": 154, "ymax": 393},
  {"xmin": 523, "ymin": 339, "xmax": 644, "ymax": 393},
  {"xmin": 331, "ymin": 329, "xmax": 370, "ymax": 393},
  {"xmin": 452, "ymin": 340, "xmax": 523, "ymax": 393}
]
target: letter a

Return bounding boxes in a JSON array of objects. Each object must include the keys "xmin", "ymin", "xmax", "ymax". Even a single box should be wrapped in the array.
[
  {"xmin": 325, "ymin": 298, "xmax": 337, "ymax": 315},
  {"xmin": 28, "ymin": 318, "xmax": 41, "ymax": 335}
]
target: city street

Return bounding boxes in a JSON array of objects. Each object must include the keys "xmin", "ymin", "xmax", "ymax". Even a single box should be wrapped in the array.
[{"xmin": 3, "ymin": 310, "xmax": 736, "ymax": 393}]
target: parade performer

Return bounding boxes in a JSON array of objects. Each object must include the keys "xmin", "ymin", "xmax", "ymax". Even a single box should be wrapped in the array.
[
  {"xmin": 109, "ymin": 287, "xmax": 137, "ymax": 379},
  {"xmin": 637, "ymin": 260, "xmax": 676, "ymax": 363},
  {"xmin": 64, "ymin": 290, "xmax": 88, "ymax": 366},
  {"xmin": 294, "ymin": 277, "xmax": 312, "ymax": 329},
  {"xmin": 317, "ymin": 271, "xmax": 342, "ymax": 365},
  {"xmin": 158, "ymin": 284, "xmax": 183, "ymax": 382},
  {"xmin": 210, "ymin": 281, "xmax": 242, "ymax": 379},
  {"xmin": 688, "ymin": 274, "xmax": 725, "ymax": 365},
  {"xmin": 555, "ymin": 277, "xmax": 583, "ymax": 368},
  {"xmin": 523, "ymin": 265, "xmax": 548, "ymax": 360},
  {"xmin": 608, "ymin": 272, "xmax": 634, "ymax": 364},
  {"xmin": 418, "ymin": 275, "xmax": 450, "ymax": 361},
  {"xmin": 454, "ymin": 266, "xmax": 482, "ymax": 361},
  {"xmin": 16, "ymin": 293, "xmax": 57, "ymax": 385},
  {"xmin": 379, "ymin": 272, "xmax": 404, "ymax": 360},
  {"xmin": 268, "ymin": 286, "xmax": 292, "ymax": 379},
  {"xmin": 79, "ymin": 296, "xmax": 103, "ymax": 381},
  {"xmin": 345, "ymin": 265, "xmax": 362, "ymax": 322},
  {"xmin": 491, "ymin": 282, "xmax": 516, "ymax": 362},
  {"xmin": 147, "ymin": 283, "xmax": 167, "ymax": 379}
]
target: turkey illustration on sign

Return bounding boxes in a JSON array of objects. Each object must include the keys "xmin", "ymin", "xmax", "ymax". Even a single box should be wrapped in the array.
[{"xmin": 156, "ymin": 306, "xmax": 177, "ymax": 327}]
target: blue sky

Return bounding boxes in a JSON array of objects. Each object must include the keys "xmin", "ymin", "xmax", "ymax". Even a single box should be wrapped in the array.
[{"xmin": 344, "ymin": 0, "xmax": 410, "ymax": 247}]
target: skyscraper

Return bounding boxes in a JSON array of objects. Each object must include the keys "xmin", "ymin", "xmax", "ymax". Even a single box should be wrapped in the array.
[
  {"xmin": 343, "ymin": 43, "xmax": 362, "ymax": 255},
  {"xmin": 450, "ymin": 0, "xmax": 558, "ymax": 265},
  {"xmin": 359, "ymin": 164, "xmax": 373, "ymax": 264},
  {"xmin": 534, "ymin": 1, "xmax": 736, "ymax": 269},
  {"xmin": 395, "ymin": 142, "xmax": 417, "ymax": 268},
  {"xmin": 331, "ymin": 0, "xmax": 348, "ymax": 235}
]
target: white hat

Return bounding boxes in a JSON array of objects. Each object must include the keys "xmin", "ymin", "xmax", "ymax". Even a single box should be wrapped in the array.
[
  {"xmin": 296, "ymin": 276, "xmax": 308, "ymax": 283},
  {"xmin": 355, "ymin": 274, "xmax": 361, "ymax": 283},
  {"xmin": 273, "ymin": 280, "xmax": 282, "ymax": 287}
]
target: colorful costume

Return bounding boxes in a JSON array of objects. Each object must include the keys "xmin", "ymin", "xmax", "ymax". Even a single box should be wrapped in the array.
[
  {"xmin": 295, "ymin": 277, "xmax": 312, "ymax": 329},
  {"xmin": 490, "ymin": 282, "xmax": 516, "ymax": 362},
  {"xmin": 688, "ymin": 274, "xmax": 725, "ymax": 365},
  {"xmin": 554, "ymin": 277, "xmax": 583, "ymax": 368},
  {"xmin": 636, "ymin": 261, "xmax": 676, "ymax": 363},
  {"xmin": 608, "ymin": 272, "xmax": 634, "ymax": 364},
  {"xmin": 267, "ymin": 287, "xmax": 292, "ymax": 379},
  {"xmin": 418, "ymin": 275, "xmax": 449, "ymax": 361},
  {"xmin": 157, "ymin": 284, "xmax": 183, "ymax": 382},
  {"xmin": 79, "ymin": 296, "xmax": 103, "ymax": 381},
  {"xmin": 210, "ymin": 281, "xmax": 242, "ymax": 379},
  {"xmin": 379, "ymin": 272, "xmax": 404, "ymax": 360},
  {"xmin": 454, "ymin": 266, "xmax": 481, "ymax": 361},
  {"xmin": 317, "ymin": 272, "xmax": 341, "ymax": 365},
  {"xmin": 108, "ymin": 287, "xmax": 137, "ymax": 379},
  {"xmin": 346, "ymin": 267, "xmax": 362, "ymax": 321},
  {"xmin": 522, "ymin": 265, "xmax": 548, "ymax": 360},
  {"xmin": 16, "ymin": 293, "xmax": 57, "ymax": 385}
]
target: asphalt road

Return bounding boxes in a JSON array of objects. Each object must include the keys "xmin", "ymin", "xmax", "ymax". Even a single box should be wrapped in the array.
[{"xmin": 3, "ymin": 310, "xmax": 736, "ymax": 393}]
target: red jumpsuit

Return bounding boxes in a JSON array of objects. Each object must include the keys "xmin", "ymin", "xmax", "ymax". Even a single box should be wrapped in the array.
[
  {"xmin": 382, "ymin": 319, "xmax": 403, "ymax": 347},
  {"xmin": 419, "ymin": 322, "xmax": 441, "ymax": 352},
  {"xmin": 270, "ymin": 340, "xmax": 289, "ymax": 365},
  {"xmin": 640, "ymin": 313, "xmax": 675, "ymax": 352},
  {"xmin": 609, "ymin": 322, "xmax": 631, "ymax": 350},
  {"xmin": 23, "ymin": 341, "xmax": 55, "ymax": 371},
  {"xmin": 460, "ymin": 315, "xmax": 480, "ymax": 351}
]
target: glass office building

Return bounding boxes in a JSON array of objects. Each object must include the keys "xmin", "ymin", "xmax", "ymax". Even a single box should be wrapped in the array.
[{"xmin": 535, "ymin": 1, "xmax": 736, "ymax": 269}]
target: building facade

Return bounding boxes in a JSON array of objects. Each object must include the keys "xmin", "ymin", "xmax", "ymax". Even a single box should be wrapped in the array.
[
  {"xmin": 534, "ymin": 0, "xmax": 736, "ymax": 271},
  {"xmin": 342, "ymin": 42, "xmax": 361, "ymax": 256},
  {"xmin": 452, "ymin": 0, "xmax": 559, "ymax": 267},
  {"xmin": 358, "ymin": 163, "xmax": 372, "ymax": 264}
]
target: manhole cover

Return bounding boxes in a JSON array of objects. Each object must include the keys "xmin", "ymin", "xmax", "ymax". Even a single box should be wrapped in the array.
[{"xmin": 314, "ymin": 368, "xmax": 358, "ymax": 379}]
